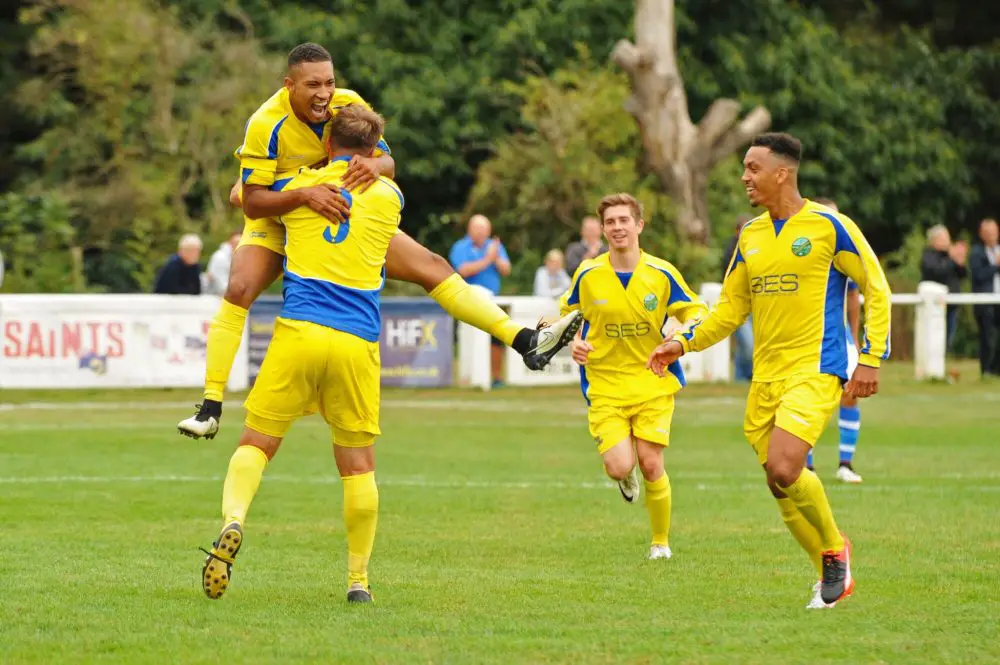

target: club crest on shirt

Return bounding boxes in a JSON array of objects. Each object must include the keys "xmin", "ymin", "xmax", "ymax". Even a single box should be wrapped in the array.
[
  {"xmin": 643, "ymin": 293, "xmax": 658, "ymax": 311},
  {"xmin": 791, "ymin": 237, "xmax": 812, "ymax": 257}
]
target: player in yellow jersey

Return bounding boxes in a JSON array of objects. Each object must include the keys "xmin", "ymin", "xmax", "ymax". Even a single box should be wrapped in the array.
[
  {"xmin": 648, "ymin": 133, "xmax": 892, "ymax": 608},
  {"xmin": 560, "ymin": 193, "xmax": 707, "ymax": 559},
  {"xmin": 201, "ymin": 105, "xmax": 404, "ymax": 604},
  {"xmin": 178, "ymin": 43, "xmax": 581, "ymax": 439}
]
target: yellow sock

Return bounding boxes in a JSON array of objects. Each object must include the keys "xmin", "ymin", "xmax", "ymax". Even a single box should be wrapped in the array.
[
  {"xmin": 428, "ymin": 273, "xmax": 521, "ymax": 346},
  {"xmin": 343, "ymin": 471, "xmax": 379, "ymax": 588},
  {"xmin": 221, "ymin": 445, "xmax": 268, "ymax": 524},
  {"xmin": 204, "ymin": 300, "xmax": 248, "ymax": 402},
  {"xmin": 776, "ymin": 497, "xmax": 824, "ymax": 577},
  {"xmin": 777, "ymin": 468, "xmax": 845, "ymax": 552},
  {"xmin": 644, "ymin": 474, "xmax": 672, "ymax": 547}
]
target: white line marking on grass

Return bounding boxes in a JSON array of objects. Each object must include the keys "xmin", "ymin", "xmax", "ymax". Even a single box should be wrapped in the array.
[{"xmin": 0, "ymin": 475, "xmax": 995, "ymax": 492}]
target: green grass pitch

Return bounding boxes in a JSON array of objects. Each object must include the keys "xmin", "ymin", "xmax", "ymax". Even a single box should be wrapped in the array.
[{"xmin": 0, "ymin": 361, "xmax": 997, "ymax": 664}]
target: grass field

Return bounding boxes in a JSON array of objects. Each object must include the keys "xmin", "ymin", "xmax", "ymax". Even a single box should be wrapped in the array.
[{"xmin": 1, "ymin": 361, "xmax": 997, "ymax": 664}]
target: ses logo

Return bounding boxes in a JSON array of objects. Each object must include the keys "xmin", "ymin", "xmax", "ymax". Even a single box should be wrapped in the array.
[
  {"xmin": 750, "ymin": 274, "xmax": 799, "ymax": 295},
  {"xmin": 382, "ymin": 317, "xmax": 438, "ymax": 350}
]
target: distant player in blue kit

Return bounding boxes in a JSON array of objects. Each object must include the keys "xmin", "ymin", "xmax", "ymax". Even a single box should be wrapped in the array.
[{"xmin": 806, "ymin": 199, "xmax": 863, "ymax": 484}]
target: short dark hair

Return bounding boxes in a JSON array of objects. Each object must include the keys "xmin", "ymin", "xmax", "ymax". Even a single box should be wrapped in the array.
[
  {"xmin": 329, "ymin": 105, "xmax": 385, "ymax": 153},
  {"xmin": 288, "ymin": 42, "xmax": 332, "ymax": 69},
  {"xmin": 751, "ymin": 132, "xmax": 802, "ymax": 163}
]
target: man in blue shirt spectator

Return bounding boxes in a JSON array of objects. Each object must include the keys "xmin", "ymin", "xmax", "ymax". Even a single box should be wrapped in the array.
[{"xmin": 449, "ymin": 214, "xmax": 512, "ymax": 387}]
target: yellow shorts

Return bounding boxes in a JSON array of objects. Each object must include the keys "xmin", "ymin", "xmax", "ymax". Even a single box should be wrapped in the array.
[
  {"xmin": 237, "ymin": 216, "xmax": 286, "ymax": 256},
  {"xmin": 244, "ymin": 317, "xmax": 380, "ymax": 447},
  {"xmin": 587, "ymin": 394, "xmax": 675, "ymax": 454},
  {"xmin": 743, "ymin": 374, "xmax": 842, "ymax": 464}
]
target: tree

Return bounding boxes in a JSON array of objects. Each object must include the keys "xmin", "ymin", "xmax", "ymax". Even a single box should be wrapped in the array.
[{"xmin": 611, "ymin": 0, "xmax": 770, "ymax": 245}]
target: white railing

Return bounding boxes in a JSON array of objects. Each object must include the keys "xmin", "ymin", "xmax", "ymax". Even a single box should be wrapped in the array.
[{"xmin": 456, "ymin": 281, "xmax": 1000, "ymax": 389}]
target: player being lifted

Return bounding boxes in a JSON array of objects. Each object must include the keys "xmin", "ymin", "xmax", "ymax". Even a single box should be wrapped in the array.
[
  {"xmin": 807, "ymin": 198, "xmax": 865, "ymax": 484},
  {"xmin": 560, "ymin": 193, "xmax": 707, "ymax": 560},
  {"xmin": 178, "ymin": 43, "xmax": 580, "ymax": 439},
  {"xmin": 201, "ymin": 105, "xmax": 403, "ymax": 603},
  {"xmin": 648, "ymin": 133, "xmax": 891, "ymax": 608}
]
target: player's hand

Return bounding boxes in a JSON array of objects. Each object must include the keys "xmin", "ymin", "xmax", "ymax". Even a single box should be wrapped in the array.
[
  {"xmin": 229, "ymin": 179, "xmax": 243, "ymax": 208},
  {"xmin": 570, "ymin": 339, "xmax": 594, "ymax": 365},
  {"xmin": 341, "ymin": 155, "xmax": 381, "ymax": 193},
  {"xmin": 646, "ymin": 339, "xmax": 684, "ymax": 377},
  {"xmin": 844, "ymin": 364, "xmax": 879, "ymax": 398},
  {"xmin": 301, "ymin": 184, "xmax": 350, "ymax": 223}
]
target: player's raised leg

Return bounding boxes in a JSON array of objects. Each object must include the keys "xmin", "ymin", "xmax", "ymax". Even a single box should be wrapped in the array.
[
  {"xmin": 385, "ymin": 232, "xmax": 581, "ymax": 370},
  {"xmin": 201, "ymin": 426, "xmax": 281, "ymax": 599},
  {"xmin": 766, "ymin": 426, "xmax": 852, "ymax": 606},
  {"xmin": 635, "ymin": 437, "xmax": 672, "ymax": 560},
  {"xmin": 178, "ymin": 241, "xmax": 284, "ymax": 439}
]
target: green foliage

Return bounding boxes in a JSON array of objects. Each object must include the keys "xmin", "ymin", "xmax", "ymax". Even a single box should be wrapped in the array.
[
  {"xmin": 10, "ymin": 0, "xmax": 276, "ymax": 292},
  {"xmin": 0, "ymin": 192, "xmax": 83, "ymax": 293},
  {"xmin": 466, "ymin": 59, "xmax": 741, "ymax": 292}
]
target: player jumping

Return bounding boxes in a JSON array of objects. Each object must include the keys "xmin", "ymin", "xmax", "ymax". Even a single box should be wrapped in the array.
[
  {"xmin": 647, "ymin": 133, "xmax": 891, "ymax": 608},
  {"xmin": 179, "ymin": 43, "xmax": 580, "ymax": 439},
  {"xmin": 560, "ymin": 193, "xmax": 707, "ymax": 560},
  {"xmin": 201, "ymin": 105, "xmax": 404, "ymax": 603},
  {"xmin": 807, "ymin": 198, "xmax": 864, "ymax": 484}
]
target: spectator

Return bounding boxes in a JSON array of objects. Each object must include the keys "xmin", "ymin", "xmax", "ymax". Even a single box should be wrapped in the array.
[
  {"xmin": 533, "ymin": 249, "xmax": 572, "ymax": 298},
  {"xmin": 565, "ymin": 215, "xmax": 607, "ymax": 277},
  {"xmin": 202, "ymin": 231, "xmax": 242, "ymax": 296},
  {"xmin": 970, "ymin": 218, "xmax": 1000, "ymax": 377},
  {"xmin": 449, "ymin": 214, "xmax": 511, "ymax": 387},
  {"xmin": 723, "ymin": 214, "xmax": 754, "ymax": 381},
  {"xmin": 154, "ymin": 233, "xmax": 203, "ymax": 295},
  {"xmin": 920, "ymin": 224, "xmax": 967, "ymax": 350}
]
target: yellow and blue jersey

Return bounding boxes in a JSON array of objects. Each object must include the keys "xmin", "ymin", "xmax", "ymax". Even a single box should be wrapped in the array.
[
  {"xmin": 560, "ymin": 252, "xmax": 707, "ymax": 406},
  {"xmin": 676, "ymin": 200, "xmax": 891, "ymax": 381},
  {"xmin": 236, "ymin": 87, "xmax": 390, "ymax": 191},
  {"xmin": 276, "ymin": 157, "xmax": 404, "ymax": 342}
]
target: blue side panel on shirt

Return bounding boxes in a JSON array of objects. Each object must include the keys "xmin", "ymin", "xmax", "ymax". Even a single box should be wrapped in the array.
[
  {"xmin": 379, "ymin": 177, "xmax": 404, "ymax": 209},
  {"xmin": 267, "ymin": 115, "xmax": 289, "ymax": 160},
  {"xmin": 376, "ymin": 139, "xmax": 391, "ymax": 155},
  {"xmin": 567, "ymin": 266, "xmax": 598, "ymax": 306},
  {"xmin": 281, "ymin": 270, "xmax": 381, "ymax": 342},
  {"xmin": 820, "ymin": 266, "xmax": 849, "ymax": 379},
  {"xmin": 667, "ymin": 361, "xmax": 686, "ymax": 387},
  {"xmin": 816, "ymin": 211, "xmax": 859, "ymax": 255},
  {"xmin": 241, "ymin": 167, "xmax": 254, "ymax": 184},
  {"xmin": 578, "ymin": 319, "xmax": 591, "ymax": 404}
]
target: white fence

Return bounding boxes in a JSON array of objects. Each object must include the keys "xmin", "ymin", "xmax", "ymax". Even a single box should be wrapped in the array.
[
  {"xmin": 456, "ymin": 281, "xmax": 1000, "ymax": 389},
  {"xmin": 1, "ymin": 282, "xmax": 997, "ymax": 390},
  {"xmin": 0, "ymin": 294, "xmax": 248, "ymax": 390}
]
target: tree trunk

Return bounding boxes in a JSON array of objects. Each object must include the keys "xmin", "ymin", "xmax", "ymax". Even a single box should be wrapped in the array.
[{"xmin": 612, "ymin": 0, "xmax": 771, "ymax": 244}]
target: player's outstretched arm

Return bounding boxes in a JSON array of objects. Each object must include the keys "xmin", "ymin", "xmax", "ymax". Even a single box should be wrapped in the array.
[{"xmin": 242, "ymin": 183, "xmax": 349, "ymax": 223}]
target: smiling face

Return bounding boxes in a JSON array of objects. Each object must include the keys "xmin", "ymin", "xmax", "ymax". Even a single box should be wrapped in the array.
[
  {"xmin": 601, "ymin": 204, "xmax": 644, "ymax": 251},
  {"xmin": 285, "ymin": 60, "xmax": 335, "ymax": 124},
  {"xmin": 742, "ymin": 145, "xmax": 793, "ymax": 210}
]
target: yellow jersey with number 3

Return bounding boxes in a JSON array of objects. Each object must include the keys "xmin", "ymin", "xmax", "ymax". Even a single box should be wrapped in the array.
[
  {"xmin": 676, "ymin": 200, "xmax": 892, "ymax": 381},
  {"xmin": 236, "ymin": 87, "xmax": 390, "ymax": 191},
  {"xmin": 275, "ymin": 157, "xmax": 404, "ymax": 342},
  {"xmin": 559, "ymin": 252, "xmax": 707, "ymax": 406}
]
